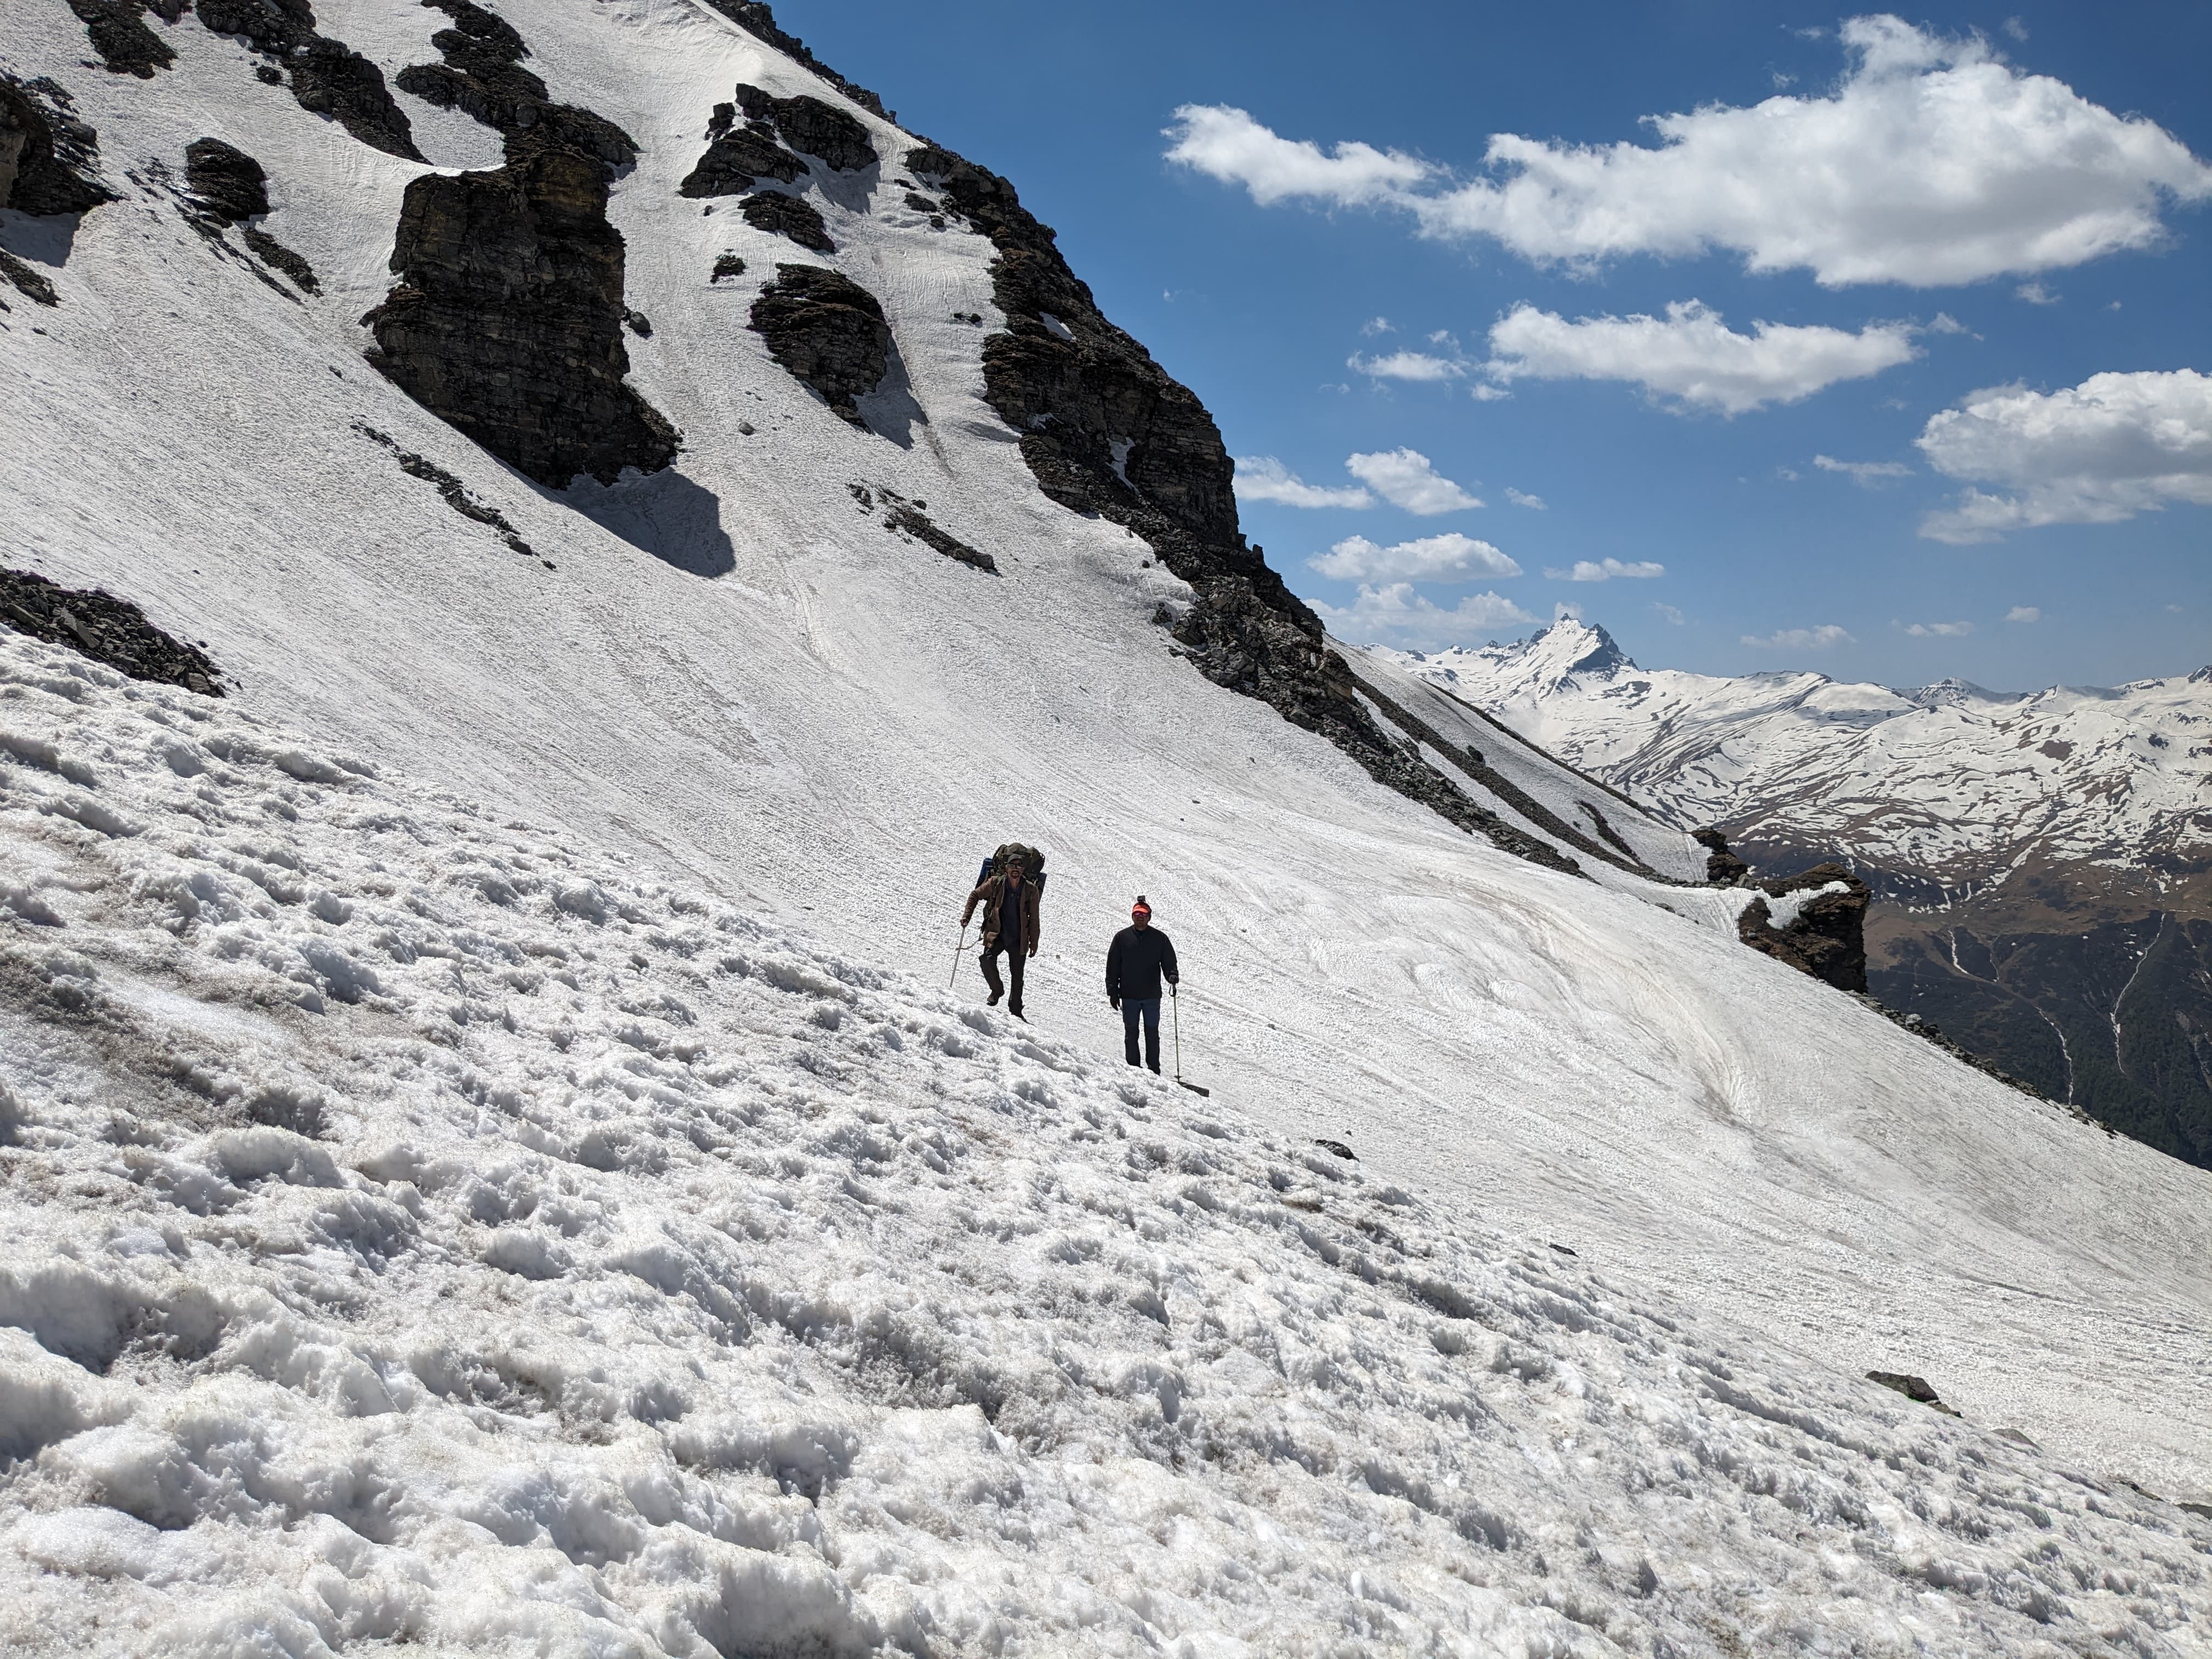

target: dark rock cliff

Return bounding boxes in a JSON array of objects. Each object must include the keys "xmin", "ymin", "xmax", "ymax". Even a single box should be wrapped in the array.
[
  {"xmin": 749, "ymin": 264, "xmax": 890, "ymax": 424},
  {"xmin": 363, "ymin": 8, "xmax": 676, "ymax": 489},
  {"xmin": 1736, "ymin": 863, "xmax": 1871, "ymax": 993},
  {"xmin": 180, "ymin": 135, "xmax": 319, "ymax": 294},
  {"xmin": 696, "ymin": 1, "xmax": 893, "ymax": 120},
  {"xmin": 680, "ymin": 112, "xmax": 806, "ymax": 199},
  {"xmin": 193, "ymin": 0, "xmax": 420, "ymax": 160},
  {"xmin": 731, "ymin": 85, "xmax": 877, "ymax": 173},
  {"xmin": 1694, "ymin": 827, "xmax": 1750, "ymax": 884},
  {"xmin": 62, "ymin": 0, "xmax": 183, "ymax": 79},
  {"xmin": 2, "ymin": 76, "xmax": 116, "ymax": 216},
  {"xmin": 740, "ymin": 190, "xmax": 834, "ymax": 252}
]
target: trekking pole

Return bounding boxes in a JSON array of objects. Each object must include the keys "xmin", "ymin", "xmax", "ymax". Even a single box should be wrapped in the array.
[
  {"xmin": 1171, "ymin": 985, "xmax": 1210, "ymax": 1097},
  {"xmin": 948, "ymin": 922, "xmax": 969, "ymax": 990}
]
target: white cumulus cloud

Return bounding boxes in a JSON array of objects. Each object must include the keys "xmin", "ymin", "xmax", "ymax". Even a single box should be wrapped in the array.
[
  {"xmin": 1312, "ymin": 584, "xmax": 1536, "ymax": 650},
  {"xmin": 1505, "ymin": 488, "xmax": 1548, "ymax": 510},
  {"xmin": 1162, "ymin": 104, "xmax": 1432, "ymax": 205},
  {"xmin": 1346, "ymin": 449, "xmax": 1483, "ymax": 514},
  {"xmin": 1545, "ymin": 558, "xmax": 1666, "ymax": 582},
  {"xmin": 1308, "ymin": 533, "xmax": 1521, "ymax": 583},
  {"xmin": 1814, "ymin": 454, "xmax": 1915, "ymax": 485},
  {"xmin": 1652, "ymin": 602, "xmax": 1687, "ymax": 625},
  {"xmin": 1165, "ymin": 19, "xmax": 2212, "ymax": 287},
  {"xmin": 1348, "ymin": 351, "xmax": 1465, "ymax": 382},
  {"xmin": 1901, "ymin": 620, "xmax": 1975, "ymax": 636},
  {"xmin": 2006, "ymin": 606, "xmax": 2041, "ymax": 623},
  {"xmin": 1484, "ymin": 302, "xmax": 1918, "ymax": 415},
  {"xmin": 1916, "ymin": 368, "xmax": 2212, "ymax": 542},
  {"xmin": 1234, "ymin": 457, "xmax": 1373, "ymax": 509},
  {"xmin": 1742, "ymin": 624, "xmax": 1854, "ymax": 650}
]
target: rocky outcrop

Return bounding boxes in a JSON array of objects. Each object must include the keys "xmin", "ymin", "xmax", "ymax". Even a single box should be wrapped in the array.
[
  {"xmin": 850, "ymin": 486, "xmax": 995, "ymax": 573},
  {"xmin": 1866, "ymin": 1372, "xmax": 1961, "ymax": 1417},
  {"xmin": 364, "ymin": 7, "xmax": 674, "ymax": 488},
  {"xmin": 696, "ymin": 1, "xmax": 892, "ymax": 120},
  {"xmin": 2, "ymin": 76, "xmax": 116, "ymax": 217},
  {"xmin": 731, "ymin": 84, "xmax": 877, "ymax": 172},
  {"xmin": 182, "ymin": 136, "xmax": 267, "ymax": 219},
  {"xmin": 680, "ymin": 113, "xmax": 806, "ymax": 198},
  {"xmin": 179, "ymin": 136, "xmax": 319, "ymax": 294},
  {"xmin": 61, "ymin": 0, "xmax": 182, "ymax": 78},
  {"xmin": 356, "ymin": 423, "xmax": 540, "ymax": 561},
  {"xmin": 394, "ymin": 0, "xmax": 636, "ymax": 167},
  {"xmin": 1737, "ymin": 863, "xmax": 1871, "ymax": 993},
  {"xmin": 749, "ymin": 264, "xmax": 889, "ymax": 424},
  {"xmin": 896, "ymin": 139, "xmax": 1583, "ymax": 876},
  {"xmin": 194, "ymin": 0, "xmax": 420, "ymax": 160},
  {"xmin": 739, "ymin": 189, "xmax": 833, "ymax": 252},
  {"xmin": 1, "ymin": 567, "xmax": 222, "ymax": 695},
  {"xmin": 365, "ymin": 143, "xmax": 679, "ymax": 487},
  {"xmin": 1694, "ymin": 827, "xmax": 1750, "ymax": 885}
]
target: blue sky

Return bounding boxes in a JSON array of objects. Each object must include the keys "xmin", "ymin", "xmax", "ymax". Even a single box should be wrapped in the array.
[{"xmin": 782, "ymin": 2, "xmax": 2209, "ymax": 690}]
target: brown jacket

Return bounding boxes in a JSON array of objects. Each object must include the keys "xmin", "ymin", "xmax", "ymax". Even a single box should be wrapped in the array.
[{"xmin": 962, "ymin": 873, "xmax": 1040, "ymax": 953}]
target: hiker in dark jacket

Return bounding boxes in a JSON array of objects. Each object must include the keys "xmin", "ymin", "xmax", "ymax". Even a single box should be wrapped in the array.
[
  {"xmin": 1105, "ymin": 895, "xmax": 1178, "ymax": 1072},
  {"xmin": 961, "ymin": 850, "xmax": 1041, "ymax": 1018}
]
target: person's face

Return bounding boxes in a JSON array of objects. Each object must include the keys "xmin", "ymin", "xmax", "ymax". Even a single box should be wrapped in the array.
[
  {"xmin": 1132, "ymin": 911, "xmax": 1149, "ymax": 929},
  {"xmin": 1007, "ymin": 863, "xmax": 1025, "ymax": 883}
]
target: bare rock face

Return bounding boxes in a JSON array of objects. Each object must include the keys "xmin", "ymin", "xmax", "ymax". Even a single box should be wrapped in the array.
[
  {"xmin": 1, "ymin": 76, "xmax": 116, "ymax": 216},
  {"xmin": 365, "ymin": 145, "xmax": 678, "ymax": 487},
  {"xmin": 739, "ymin": 189, "xmax": 833, "ymax": 252},
  {"xmin": 696, "ymin": 1, "xmax": 893, "ymax": 120},
  {"xmin": 1737, "ymin": 863, "xmax": 1871, "ymax": 992},
  {"xmin": 364, "ymin": 2, "xmax": 673, "ymax": 487},
  {"xmin": 1, "ymin": 566, "xmax": 222, "ymax": 695},
  {"xmin": 680, "ymin": 104, "xmax": 805, "ymax": 198},
  {"xmin": 1694, "ymin": 827, "xmax": 1751, "ymax": 885},
  {"xmin": 183, "ymin": 136, "xmax": 268, "ymax": 221},
  {"xmin": 748, "ymin": 264, "xmax": 889, "ymax": 424},
  {"xmin": 193, "ymin": 0, "xmax": 420, "ymax": 159},
  {"xmin": 394, "ymin": 0, "xmax": 636, "ymax": 167},
  {"xmin": 732, "ymin": 84, "xmax": 876, "ymax": 172},
  {"xmin": 61, "ymin": 0, "xmax": 182, "ymax": 78}
]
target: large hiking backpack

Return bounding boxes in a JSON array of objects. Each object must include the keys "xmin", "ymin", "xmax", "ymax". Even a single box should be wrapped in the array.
[{"xmin": 976, "ymin": 842, "xmax": 1048, "ymax": 898}]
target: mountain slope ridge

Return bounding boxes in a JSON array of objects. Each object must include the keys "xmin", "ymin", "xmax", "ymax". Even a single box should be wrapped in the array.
[
  {"xmin": 5, "ymin": 2, "xmax": 2212, "ymax": 1647},
  {"xmin": 1387, "ymin": 621, "xmax": 2212, "ymax": 1161}
]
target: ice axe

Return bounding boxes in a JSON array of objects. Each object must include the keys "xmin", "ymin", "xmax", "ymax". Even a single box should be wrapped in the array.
[
  {"xmin": 1171, "ymin": 985, "xmax": 1210, "ymax": 1097},
  {"xmin": 947, "ymin": 921, "xmax": 970, "ymax": 990}
]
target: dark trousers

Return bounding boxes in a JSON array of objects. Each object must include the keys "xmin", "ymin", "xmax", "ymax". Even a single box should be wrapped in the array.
[
  {"xmin": 980, "ymin": 939, "xmax": 1026, "ymax": 1013},
  {"xmin": 1122, "ymin": 996, "xmax": 1161, "ymax": 1071}
]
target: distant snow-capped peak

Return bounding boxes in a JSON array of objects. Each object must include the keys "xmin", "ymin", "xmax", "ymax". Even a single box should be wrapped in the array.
[{"xmin": 1375, "ymin": 622, "xmax": 2212, "ymax": 892}]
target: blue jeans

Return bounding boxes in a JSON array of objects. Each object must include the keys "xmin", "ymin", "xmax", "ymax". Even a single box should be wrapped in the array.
[{"xmin": 1122, "ymin": 996, "xmax": 1161, "ymax": 1071}]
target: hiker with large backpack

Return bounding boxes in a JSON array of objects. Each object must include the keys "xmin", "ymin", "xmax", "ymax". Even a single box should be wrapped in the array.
[
  {"xmin": 960, "ymin": 843, "xmax": 1044, "ymax": 1019},
  {"xmin": 1105, "ymin": 895, "xmax": 1178, "ymax": 1074}
]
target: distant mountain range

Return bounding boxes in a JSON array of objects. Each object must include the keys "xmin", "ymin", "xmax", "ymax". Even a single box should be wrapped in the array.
[{"xmin": 1382, "ymin": 621, "xmax": 2212, "ymax": 1166}]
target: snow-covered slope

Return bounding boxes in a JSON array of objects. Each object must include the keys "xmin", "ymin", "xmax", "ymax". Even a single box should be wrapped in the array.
[
  {"xmin": 8, "ymin": 634, "xmax": 2212, "ymax": 1656},
  {"xmin": 1387, "ymin": 622, "xmax": 2212, "ymax": 906},
  {"xmin": 8, "ymin": 2, "xmax": 2212, "ymax": 1649}
]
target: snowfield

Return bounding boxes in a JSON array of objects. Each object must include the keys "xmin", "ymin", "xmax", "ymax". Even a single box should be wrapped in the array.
[
  {"xmin": 6, "ymin": 0, "xmax": 2212, "ymax": 1649},
  {"xmin": 1381, "ymin": 623, "xmax": 2212, "ymax": 896},
  {"xmin": 6, "ymin": 633, "xmax": 2212, "ymax": 1656}
]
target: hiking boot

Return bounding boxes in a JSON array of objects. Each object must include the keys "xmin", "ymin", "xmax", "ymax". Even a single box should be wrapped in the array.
[{"xmin": 986, "ymin": 989, "xmax": 1002, "ymax": 1006}]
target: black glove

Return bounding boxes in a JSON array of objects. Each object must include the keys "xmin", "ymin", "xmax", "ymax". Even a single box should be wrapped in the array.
[{"xmin": 1109, "ymin": 996, "xmax": 1121, "ymax": 1010}]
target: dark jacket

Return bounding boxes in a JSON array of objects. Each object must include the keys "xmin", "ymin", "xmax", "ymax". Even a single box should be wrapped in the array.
[
  {"xmin": 1106, "ymin": 926, "xmax": 1178, "ymax": 1000},
  {"xmin": 963, "ymin": 873, "xmax": 1040, "ymax": 952}
]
